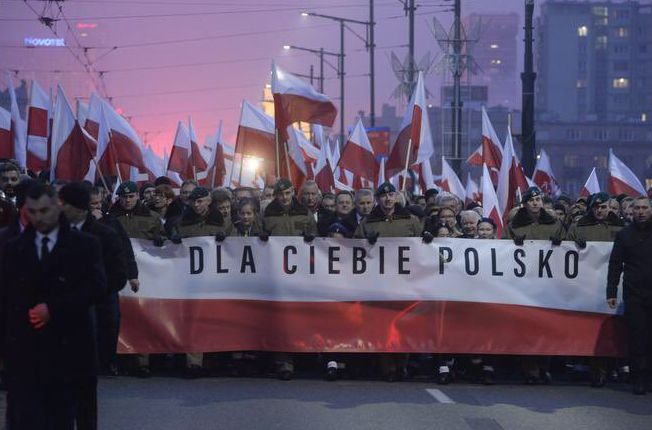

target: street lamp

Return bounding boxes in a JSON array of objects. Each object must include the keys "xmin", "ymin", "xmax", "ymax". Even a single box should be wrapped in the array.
[{"xmin": 282, "ymin": 44, "xmax": 341, "ymax": 94}]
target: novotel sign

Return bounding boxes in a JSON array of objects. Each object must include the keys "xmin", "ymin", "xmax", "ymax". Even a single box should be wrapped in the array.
[{"xmin": 24, "ymin": 37, "xmax": 66, "ymax": 47}]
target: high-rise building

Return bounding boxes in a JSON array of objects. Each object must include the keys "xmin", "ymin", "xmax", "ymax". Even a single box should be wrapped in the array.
[
  {"xmin": 464, "ymin": 13, "xmax": 519, "ymax": 109},
  {"xmin": 537, "ymin": 0, "xmax": 652, "ymax": 122}
]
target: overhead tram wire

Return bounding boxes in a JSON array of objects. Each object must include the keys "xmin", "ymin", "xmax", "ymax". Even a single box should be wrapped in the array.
[{"xmin": 5, "ymin": 0, "xmax": 398, "ymax": 8}]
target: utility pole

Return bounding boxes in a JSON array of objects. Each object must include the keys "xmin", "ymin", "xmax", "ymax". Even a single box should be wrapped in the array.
[
  {"xmin": 521, "ymin": 0, "xmax": 537, "ymax": 175},
  {"xmin": 369, "ymin": 0, "xmax": 376, "ymax": 126},
  {"xmin": 405, "ymin": 0, "xmax": 417, "ymax": 95},
  {"xmin": 451, "ymin": 0, "xmax": 463, "ymax": 175}
]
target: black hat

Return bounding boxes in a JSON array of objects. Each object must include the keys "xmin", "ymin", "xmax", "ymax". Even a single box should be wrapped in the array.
[
  {"xmin": 589, "ymin": 192, "xmax": 610, "ymax": 208},
  {"xmin": 328, "ymin": 222, "xmax": 351, "ymax": 236},
  {"xmin": 59, "ymin": 182, "xmax": 91, "ymax": 210},
  {"xmin": 556, "ymin": 195, "xmax": 572, "ymax": 205},
  {"xmin": 154, "ymin": 176, "xmax": 172, "ymax": 186},
  {"xmin": 116, "ymin": 181, "xmax": 138, "ymax": 196},
  {"xmin": 139, "ymin": 183, "xmax": 155, "ymax": 199},
  {"xmin": 188, "ymin": 186, "xmax": 210, "ymax": 201},
  {"xmin": 274, "ymin": 178, "xmax": 293, "ymax": 194},
  {"xmin": 478, "ymin": 217, "xmax": 497, "ymax": 229},
  {"xmin": 425, "ymin": 188, "xmax": 439, "ymax": 200},
  {"xmin": 522, "ymin": 186, "xmax": 542, "ymax": 204},
  {"xmin": 376, "ymin": 182, "xmax": 396, "ymax": 196}
]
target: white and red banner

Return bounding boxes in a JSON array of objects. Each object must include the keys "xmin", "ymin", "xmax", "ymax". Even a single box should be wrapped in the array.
[{"xmin": 119, "ymin": 238, "xmax": 625, "ymax": 356}]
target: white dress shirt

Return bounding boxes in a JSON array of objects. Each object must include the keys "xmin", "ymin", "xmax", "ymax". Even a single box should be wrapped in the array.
[{"xmin": 35, "ymin": 227, "xmax": 59, "ymax": 260}]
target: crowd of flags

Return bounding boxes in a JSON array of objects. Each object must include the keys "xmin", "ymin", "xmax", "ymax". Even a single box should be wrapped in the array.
[{"xmin": 2, "ymin": 64, "xmax": 649, "ymax": 224}]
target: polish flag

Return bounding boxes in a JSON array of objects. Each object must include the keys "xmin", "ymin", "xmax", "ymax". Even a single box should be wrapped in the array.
[
  {"xmin": 5, "ymin": 73, "xmax": 27, "ymax": 168},
  {"xmin": 467, "ymin": 107, "xmax": 503, "ymax": 184},
  {"xmin": 418, "ymin": 158, "xmax": 437, "ymax": 193},
  {"xmin": 76, "ymin": 99, "xmax": 89, "ymax": 130},
  {"xmin": 167, "ymin": 121, "xmax": 191, "ymax": 178},
  {"xmin": 285, "ymin": 126, "xmax": 310, "ymax": 189},
  {"xmin": 385, "ymin": 71, "xmax": 434, "ymax": 178},
  {"xmin": 234, "ymin": 100, "xmax": 276, "ymax": 184},
  {"xmin": 199, "ymin": 121, "xmax": 227, "ymax": 188},
  {"xmin": 26, "ymin": 80, "xmax": 50, "ymax": 173},
  {"xmin": 162, "ymin": 150, "xmax": 182, "ymax": 187},
  {"xmin": 0, "ymin": 107, "xmax": 11, "ymax": 158},
  {"xmin": 50, "ymin": 85, "xmax": 96, "ymax": 181},
  {"xmin": 313, "ymin": 135, "xmax": 335, "ymax": 193},
  {"xmin": 438, "ymin": 157, "xmax": 465, "ymax": 201},
  {"xmin": 337, "ymin": 118, "xmax": 378, "ymax": 187},
  {"xmin": 607, "ymin": 149, "xmax": 646, "ymax": 197},
  {"xmin": 185, "ymin": 117, "xmax": 208, "ymax": 179},
  {"xmin": 482, "ymin": 163, "xmax": 503, "ymax": 238},
  {"xmin": 465, "ymin": 173, "xmax": 481, "ymax": 206},
  {"xmin": 579, "ymin": 168, "xmax": 600, "ymax": 198},
  {"xmin": 533, "ymin": 148, "xmax": 561, "ymax": 197},
  {"xmin": 497, "ymin": 125, "xmax": 529, "ymax": 219}
]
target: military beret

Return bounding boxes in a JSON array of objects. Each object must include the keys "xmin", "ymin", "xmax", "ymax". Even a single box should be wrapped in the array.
[
  {"xmin": 522, "ymin": 186, "xmax": 542, "ymax": 204},
  {"xmin": 589, "ymin": 192, "xmax": 610, "ymax": 208},
  {"xmin": 274, "ymin": 178, "xmax": 293, "ymax": 194},
  {"xmin": 425, "ymin": 188, "xmax": 440, "ymax": 200},
  {"xmin": 154, "ymin": 176, "xmax": 172, "ymax": 186},
  {"xmin": 116, "ymin": 181, "xmax": 138, "ymax": 196},
  {"xmin": 188, "ymin": 186, "xmax": 210, "ymax": 201},
  {"xmin": 376, "ymin": 182, "xmax": 396, "ymax": 196},
  {"xmin": 59, "ymin": 182, "xmax": 91, "ymax": 210},
  {"xmin": 556, "ymin": 195, "xmax": 572, "ymax": 204}
]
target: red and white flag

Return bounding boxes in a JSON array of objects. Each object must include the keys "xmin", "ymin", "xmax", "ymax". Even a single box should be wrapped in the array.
[
  {"xmin": 5, "ymin": 72, "xmax": 27, "ymax": 168},
  {"xmin": 285, "ymin": 126, "xmax": 310, "ymax": 189},
  {"xmin": 580, "ymin": 168, "xmax": 600, "ymax": 198},
  {"xmin": 607, "ymin": 149, "xmax": 646, "ymax": 197},
  {"xmin": 26, "ymin": 80, "xmax": 50, "ymax": 173},
  {"xmin": 385, "ymin": 71, "xmax": 434, "ymax": 178},
  {"xmin": 0, "ymin": 107, "xmax": 11, "ymax": 158},
  {"xmin": 438, "ymin": 157, "xmax": 465, "ymax": 201},
  {"xmin": 467, "ymin": 106, "xmax": 503, "ymax": 184},
  {"xmin": 233, "ymin": 100, "xmax": 276, "ymax": 184},
  {"xmin": 188, "ymin": 117, "xmax": 208, "ymax": 179},
  {"xmin": 76, "ymin": 99, "xmax": 89, "ymax": 130},
  {"xmin": 482, "ymin": 163, "xmax": 503, "ymax": 238},
  {"xmin": 50, "ymin": 85, "xmax": 96, "ymax": 181},
  {"xmin": 313, "ymin": 135, "xmax": 335, "ymax": 193},
  {"xmin": 465, "ymin": 173, "xmax": 481, "ymax": 206},
  {"xmin": 199, "ymin": 121, "xmax": 227, "ymax": 188},
  {"xmin": 167, "ymin": 121, "xmax": 191, "ymax": 178},
  {"xmin": 337, "ymin": 118, "xmax": 378, "ymax": 188},
  {"xmin": 497, "ymin": 125, "xmax": 529, "ymax": 219},
  {"xmin": 533, "ymin": 148, "xmax": 560, "ymax": 197}
]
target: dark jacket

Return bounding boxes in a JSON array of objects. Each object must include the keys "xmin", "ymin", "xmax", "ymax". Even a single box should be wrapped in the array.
[
  {"xmin": 100, "ymin": 213, "xmax": 138, "ymax": 280},
  {"xmin": 503, "ymin": 207, "xmax": 565, "ymax": 240},
  {"xmin": 0, "ymin": 198, "xmax": 16, "ymax": 229},
  {"xmin": 233, "ymin": 219, "xmax": 263, "ymax": 237},
  {"xmin": 108, "ymin": 201, "xmax": 162, "ymax": 240},
  {"xmin": 0, "ymin": 222, "xmax": 107, "ymax": 385},
  {"xmin": 354, "ymin": 204, "xmax": 422, "ymax": 238},
  {"xmin": 262, "ymin": 198, "xmax": 317, "ymax": 236},
  {"xmin": 566, "ymin": 212, "xmax": 623, "ymax": 242},
  {"xmin": 607, "ymin": 219, "xmax": 652, "ymax": 302},
  {"xmin": 82, "ymin": 214, "xmax": 128, "ymax": 293},
  {"xmin": 317, "ymin": 210, "xmax": 358, "ymax": 238},
  {"xmin": 175, "ymin": 207, "xmax": 233, "ymax": 238},
  {"xmin": 0, "ymin": 219, "xmax": 21, "ymax": 264}
]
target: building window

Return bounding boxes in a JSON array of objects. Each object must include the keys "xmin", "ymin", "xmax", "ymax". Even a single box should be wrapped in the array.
[
  {"xmin": 613, "ymin": 78, "xmax": 629, "ymax": 88},
  {"xmin": 593, "ymin": 129, "xmax": 608, "ymax": 141},
  {"xmin": 642, "ymin": 113, "xmax": 648, "ymax": 122},
  {"xmin": 596, "ymin": 35, "xmax": 608, "ymax": 49},
  {"xmin": 577, "ymin": 79, "xmax": 587, "ymax": 88},
  {"xmin": 594, "ymin": 156, "xmax": 608, "ymax": 169},
  {"xmin": 614, "ymin": 44, "xmax": 629, "ymax": 54},
  {"xmin": 578, "ymin": 26, "xmax": 588, "ymax": 37},
  {"xmin": 617, "ymin": 27, "xmax": 629, "ymax": 37},
  {"xmin": 566, "ymin": 129, "xmax": 581, "ymax": 140},
  {"xmin": 646, "ymin": 156, "xmax": 652, "ymax": 169},
  {"xmin": 613, "ymin": 60, "xmax": 629, "ymax": 71},
  {"xmin": 618, "ymin": 129, "xmax": 634, "ymax": 141},
  {"xmin": 593, "ymin": 6, "xmax": 608, "ymax": 17},
  {"xmin": 490, "ymin": 43, "xmax": 499, "ymax": 49},
  {"xmin": 490, "ymin": 59, "xmax": 502, "ymax": 65},
  {"xmin": 564, "ymin": 154, "xmax": 579, "ymax": 168}
]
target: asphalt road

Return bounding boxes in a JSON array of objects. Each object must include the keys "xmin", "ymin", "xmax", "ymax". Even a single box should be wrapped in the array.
[{"xmin": 4, "ymin": 376, "xmax": 648, "ymax": 430}]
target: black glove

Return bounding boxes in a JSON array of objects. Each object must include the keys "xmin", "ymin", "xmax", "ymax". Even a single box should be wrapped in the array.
[
  {"xmin": 302, "ymin": 231, "xmax": 315, "ymax": 243},
  {"xmin": 421, "ymin": 231, "xmax": 434, "ymax": 244},
  {"xmin": 215, "ymin": 232, "xmax": 226, "ymax": 242},
  {"xmin": 574, "ymin": 237, "xmax": 587, "ymax": 249},
  {"xmin": 550, "ymin": 236, "xmax": 562, "ymax": 246},
  {"xmin": 366, "ymin": 231, "xmax": 379, "ymax": 245},
  {"xmin": 513, "ymin": 235, "xmax": 525, "ymax": 246},
  {"xmin": 169, "ymin": 234, "xmax": 182, "ymax": 244},
  {"xmin": 259, "ymin": 231, "xmax": 270, "ymax": 242},
  {"xmin": 152, "ymin": 235, "xmax": 165, "ymax": 247}
]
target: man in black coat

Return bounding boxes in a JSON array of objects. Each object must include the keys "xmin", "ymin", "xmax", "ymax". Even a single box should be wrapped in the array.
[
  {"xmin": 0, "ymin": 183, "xmax": 107, "ymax": 429},
  {"xmin": 607, "ymin": 196, "xmax": 652, "ymax": 395}
]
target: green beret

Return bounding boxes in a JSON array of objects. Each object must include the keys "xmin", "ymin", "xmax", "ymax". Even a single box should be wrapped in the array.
[
  {"xmin": 189, "ymin": 186, "xmax": 210, "ymax": 201},
  {"xmin": 376, "ymin": 182, "xmax": 396, "ymax": 196},
  {"xmin": 274, "ymin": 178, "xmax": 293, "ymax": 194},
  {"xmin": 589, "ymin": 192, "xmax": 610, "ymax": 208},
  {"xmin": 116, "ymin": 181, "xmax": 138, "ymax": 196},
  {"xmin": 522, "ymin": 186, "xmax": 542, "ymax": 203}
]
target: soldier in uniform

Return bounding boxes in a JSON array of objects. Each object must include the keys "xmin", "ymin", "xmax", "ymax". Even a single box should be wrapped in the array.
[
  {"xmin": 262, "ymin": 178, "xmax": 317, "ymax": 380},
  {"xmin": 354, "ymin": 182, "xmax": 422, "ymax": 382}
]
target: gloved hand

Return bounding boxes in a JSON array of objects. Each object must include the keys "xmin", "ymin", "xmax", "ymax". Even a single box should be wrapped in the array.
[
  {"xmin": 302, "ymin": 231, "xmax": 315, "ymax": 243},
  {"xmin": 366, "ymin": 231, "xmax": 380, "ymax": 245},
  {"xmin": 513, "ymin": 235, "xmax": 525, "ymax": 246},
  {"xmin": 574, "ymin": 237, "xmax": 587, "ymax": 249},
  {"xmin": 550, "ymin": 236, "xmax": 562, "ymax": 246},
  {"xmin": 169, "ymin": 234, "xmax": 182, "ymax": 244},
  {"xmin": 421, "ymin": 231, "xmax": 434, "ymax": 244},
  {"xmin": 215, "ymin": 232, "xmax": 226, "ymax": 242},
  {"xmin": 152, "ymin": 235, "xmax": 165, "ymax": 247},
  {"xmin": 259, "ymin": 231, "xmax": 270, "ymax": 242}
]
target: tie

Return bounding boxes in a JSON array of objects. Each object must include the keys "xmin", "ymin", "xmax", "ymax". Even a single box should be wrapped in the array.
[{"xmin": 41, "ymin": 236, "xmax": 50, "ymax": 261}]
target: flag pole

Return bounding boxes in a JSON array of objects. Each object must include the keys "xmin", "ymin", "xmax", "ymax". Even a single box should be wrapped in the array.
[
  {"xmin": 284, "ymin": 140, "xmax": 293, "ymax": 184},
  {"xmin": 275, "ymin": 128, "xmax": 281, "ymax": 180},
  {"xmin": 401, "ymin": 138, "xmax": 412, "ymax": 191},
  {"xmin": 115, "ymin": 163, "xmax": 122, "ymax": 183},
  {"xmin": 91, "ymin": 156, "xmax": 111, "ymax": 195}
]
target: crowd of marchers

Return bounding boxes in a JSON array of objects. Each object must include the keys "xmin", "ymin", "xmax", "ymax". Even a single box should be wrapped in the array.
[{"xmin": 0, "ymin": 157, "xmax": 652, "ymax": 428}]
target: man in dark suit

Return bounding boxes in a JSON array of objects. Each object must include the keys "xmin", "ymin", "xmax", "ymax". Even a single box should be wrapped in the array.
[{"xmin": 0, "ymin": 183, "xmax": 107, "ymax": 430}]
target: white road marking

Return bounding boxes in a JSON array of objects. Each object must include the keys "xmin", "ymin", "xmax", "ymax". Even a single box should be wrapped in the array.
[{"xmin": 426, "ymin": 388, "xmax": 455, "ymax": 404}]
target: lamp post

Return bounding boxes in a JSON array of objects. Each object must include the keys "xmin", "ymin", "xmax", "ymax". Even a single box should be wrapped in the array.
[{"xmin": 282, "ymin": 44, "xmax": 341, "ymax": 94}]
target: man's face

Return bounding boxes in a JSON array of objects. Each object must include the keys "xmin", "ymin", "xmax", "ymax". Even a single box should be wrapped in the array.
[
  {"xmin": 119, "ymin": 192, "xmax": 139, "ymax": 211},
  {"xmin": 355, "ymin": 195, "xmax": 374, "ymax": 216},
  {"xmin": 61, "ymin": 202, "xmax": 87, "ymax": 224},
  {"xmin": 276, "ymin": 187, "xmax": 294, "ymax": 208},
  {"xmin": 461, "ymin": 218, "xmax": 477, "ymax": 236},
  {"xmin": 321, "ymin": 197, "xmax": 336, "ymax": 212},
  {"xmin": 441, "ymin": 198, "xmax": 458, "ymax": 214},
  {"xmin": 554, "ymin": 209, "xmax": 566, "ymax": 220},
  {"xmin": 153, "ymin": 191, "xmax": 171, "ymax": 210},
  {"xmin": 592, "ymin": 202, "xmax": 609, "ymax": 221},
  {"xmin": 263, "ymin": 187, "xmax": 274, "ymax": 200},
  {"xmin": 416, "ymin": 197, "xmax": 426, "ymax": 210},
  {"xmin": 301, "ymin": 185, "xmax": 320, "ymax": 209},
  {"xmin": 238, "ymin": 205, "xmax": 256, "ymax": 226},
  {"xmin": 632, "ymin": 199, "xmax": 652, "ymax": 223},
  {"xmin": 525, "ymin": 195, "xmax": 543, "ymax": 216},
  {"xmin": 89, "ymin": 194, "xmax": 103, "ymax": 212},
  {"xmin": 217, "ymin": 200, "xmax": 232, "ymax": 219},
  {"xmin": 192, "ymin": 196, "xmax": 212, "ymax": 217},
  {"xmin": 336, "ymin": 194, "xmax": 353, "ymax": 216},
  {"xmin": 180, "ymin": 184, "xmax": 197, "ymax": 205},
  {"xmin": 235, "ymin": 190, "xmax": 253, "ymax": 204},
  {"xmin": 26, "ymin": 194, "xmax": 60, "ymax": 233},
  {"xmin": 477, "ymin": 222, "xmax": 495, "ymax": 239},
  {"xmin": 0, "ymin": 170, "xmax": 20, "ymax": 197},
  {"xmin": 439, "ymin": 209, "xmax": 456, "ymax": 228},
  {"xmin": 377, "ymin": 192, "xmax": 397, "ymax": 213},
  {"xmin": 141, "ymin": 187, "xmax": 155, "ymax": 204}
]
